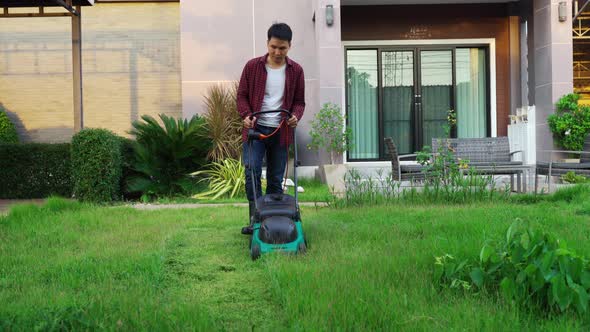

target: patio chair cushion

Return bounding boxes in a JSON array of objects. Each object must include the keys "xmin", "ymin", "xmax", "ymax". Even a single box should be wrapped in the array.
[
  {"xmin": 400, "ymin": 164, "xmax": 424, "ymax": 172},
  {"xmin": 537, "ymin": 162, "xmax": 590, "ymax": 169},
  {"xmin": 468, "ymin": 161, "xmax": 524, "ymax": 167}
]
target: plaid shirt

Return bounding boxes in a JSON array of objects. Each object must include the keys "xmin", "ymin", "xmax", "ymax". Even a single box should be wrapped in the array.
[{"xmin": 237, "ymin": 54, "xmax": 305, "ymax": 145}]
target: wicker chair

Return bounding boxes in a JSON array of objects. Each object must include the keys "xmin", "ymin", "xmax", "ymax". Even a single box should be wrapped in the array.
[
  {"xmin": 535, "ymin": 134, "xmax": 590, "ymax": 193},
  {"xmin": 384, "ymin": 137, "xmax": 425, "ymax": 181}
]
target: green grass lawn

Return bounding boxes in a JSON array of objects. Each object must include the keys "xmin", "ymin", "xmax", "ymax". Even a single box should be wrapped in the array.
[{"xmin": 2, "ymin": 188, "xmax": 590, "ymax": 331}]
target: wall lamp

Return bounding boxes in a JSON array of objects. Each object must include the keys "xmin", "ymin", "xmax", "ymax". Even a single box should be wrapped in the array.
[
  {"xmin": 558, "ymin": 1, "xmax": 567, "ymax": 22},
  {"xmin": 326, "ymin": 5, "xmax": 334, "ymax": 26}
]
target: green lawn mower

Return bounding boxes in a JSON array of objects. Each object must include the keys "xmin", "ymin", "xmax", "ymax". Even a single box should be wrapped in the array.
[{"xmin": 246, "ymin": 109, "xmax": 307, "ymax": 260}]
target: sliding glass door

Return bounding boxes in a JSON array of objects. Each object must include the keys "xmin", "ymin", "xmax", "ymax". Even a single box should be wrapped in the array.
[
  {"xmin": 346, "ymin": 45, "xmax": 489, "ymax": 161},
  {"xmin": 382, "ymin": 50, "xmax": 414, "ymax": 155},
  {"xmin": 347, "ymin": 50, "xmax": 379, "ymax": 159},
  {"xmin": 455, "ymin": 48, "xmax": 487, "ymax": 138},
  {"xmin": 419, "ymin": 50, "xmax": 453, "ymax": 149}
]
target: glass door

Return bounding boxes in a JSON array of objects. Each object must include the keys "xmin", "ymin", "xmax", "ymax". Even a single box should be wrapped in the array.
[
  {"xmin": 381, "ymin": 50, "xmax": 415, "ymax": 155},
  {"xmin": 345, "ymin": 46, "xmax": 489, "ymax": 161},
  {"xmin": 346, "ymin": 50, "xmax": 379, "ymax": 160},
  {"xmin": 418, "ymin": 49, "xmax": 454, "ymax": 149}
]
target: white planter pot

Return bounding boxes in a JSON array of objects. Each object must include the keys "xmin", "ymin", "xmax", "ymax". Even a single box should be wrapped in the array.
[
  {"xmin": 319, "ymin": 164, "xmax": 347, "ymax": 195},
  {"xmin": 286, "ymin": 158, "xmax": 295, "ymax": 178},
  {"xmin": 557, "ymin": 158, "xmax": 580, "ymax": 163}
]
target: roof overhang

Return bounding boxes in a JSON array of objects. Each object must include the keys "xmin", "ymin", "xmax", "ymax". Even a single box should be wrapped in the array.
[
  {"xmin": 1, "ymin": 0, "xmax": 94, "ymax": 7},
  {"xmin": 342, "ymin": 0, "xmax": 517, "ymax": 4},
  {"xmin": 1, "ymin": 0, "xmax": 93, "ymax": 17}
]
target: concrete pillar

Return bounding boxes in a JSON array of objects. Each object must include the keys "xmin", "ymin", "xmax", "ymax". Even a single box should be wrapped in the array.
[
  {"xmin": 533, "ymin": 0, "xmax": 573, "ymax": 158},
  {"xmin": 313, "ymin": 0, "xmax": 344, "ymax": 164}
]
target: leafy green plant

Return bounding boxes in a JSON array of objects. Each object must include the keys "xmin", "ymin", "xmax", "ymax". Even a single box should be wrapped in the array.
[
  {"xmin": 435, "ymin": 219, "xmax": 590, "ymax": 315},
  {"xmin": 191, "ymin": 158, "xmax": 245, "ymax": 200},
  {"xmin": 548, "ymin": 93, "xmax": 590, "ymax": 151},
  {"xmin": 307, "ymin": 102, "xmax": 353, "ymax": 164},
  {"xmin": 71, "ymin": 129, "xmax": 122, "ymax": 203},
  {"xmin": 416, "ymin": 110, "xmax": 494, "ymax": 192},
  {"xmin": 561, "ymin": 171, "xmax": 589, "ymax": 184},
  {"xmin": 0, "ymin": 105, "xmax": 18, "ymax": 143},
  {"xmin": 337, "ymin": 167, "xmax": 503, "ymax": 207},
  {"xmin": 127, "ymin": 114, "xmax": 211, "ymax": 199},
  {"xmin": 0, "ymin": 143, "xmax": 72, "ymax": 198},
  {"xmin": 203, "ymin": 83, "xmax": 243, "ymax": 161}
]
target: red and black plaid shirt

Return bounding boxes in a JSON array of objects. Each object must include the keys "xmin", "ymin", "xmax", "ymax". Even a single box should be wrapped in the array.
[{"xmin": 236, "ymin": 54, "xmax": 306, "ymax": 146}]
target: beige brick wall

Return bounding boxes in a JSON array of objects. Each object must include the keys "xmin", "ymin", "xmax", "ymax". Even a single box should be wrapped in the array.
[{"xmin": 0, "ymin": 3, "xmax": 181, "ymax": 142}]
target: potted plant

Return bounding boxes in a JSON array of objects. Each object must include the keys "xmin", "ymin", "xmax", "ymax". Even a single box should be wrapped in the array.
[
  {"xmin": 548, "ymin": 93, "xmax": 590, "ymax": 161},
  {"xmin": 307, "ymin": 102, "xmax": 353, "ymax": 194}
]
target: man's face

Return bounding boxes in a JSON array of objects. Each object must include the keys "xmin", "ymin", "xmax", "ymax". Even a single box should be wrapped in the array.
[{"xmin": 267, "ymin": 37, "xmax": 290, "ymax": 65}]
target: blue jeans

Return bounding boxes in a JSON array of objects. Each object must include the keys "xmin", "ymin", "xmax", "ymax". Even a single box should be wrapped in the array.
[{"xmin": 243, "ymin": 125, "xmax": 288, "ymax": 202}]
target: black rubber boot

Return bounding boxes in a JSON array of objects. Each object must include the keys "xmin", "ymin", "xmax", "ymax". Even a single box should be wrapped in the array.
[{"xmin": 241, "ymin": 201, "xmax": 256, "ymax": 235}]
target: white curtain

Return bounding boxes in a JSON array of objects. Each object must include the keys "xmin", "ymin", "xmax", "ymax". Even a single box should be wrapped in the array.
[
  {"xmin": 347, "ymin": 50, "xmax": 378, "ymax": 159},
  {"xmin": 456, "ymin": 48, "xmax": 487, "ymax": 138}
]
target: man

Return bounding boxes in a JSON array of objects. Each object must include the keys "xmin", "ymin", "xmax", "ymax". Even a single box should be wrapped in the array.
[{"xmin": 236, "ymin": 22, "xmax": 306, "ymax": 234}]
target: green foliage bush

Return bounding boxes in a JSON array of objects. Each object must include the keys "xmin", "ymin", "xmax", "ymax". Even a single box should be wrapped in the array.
[
  {"xmin": 0, "ymin": 107, "xmax": 18, "ymax": 143},
  {"xmin": 548, "ymin": 94, "xmax": 590, "ymax": 151},
  {"xmin": 561, "ymin": 171, "xmax": 589, "ymax": 184},
  {"xmin": 191, "ymin": 158, "xmax": 245, "ymax": 199},
  {"xmin": 118, "ymin": 137, "xmax": 142, "ymax": 200},
  {"xmin": 307, "ymin": 103, "xmax": 352, "ymax": 164},
  {"xmin": 127, "ymin": 114, "xmax": 211, "ymax": 199},
  {"xmin": 71, "ymin": 129, "xmax": 123, "ymax": 203},
  {"xmin": 0, "ymin": 143, "xmax": 72, "ymax": 198},
  {"xmin": 436, "ymin": 219, "xmax": 590, "ymax": 315}
]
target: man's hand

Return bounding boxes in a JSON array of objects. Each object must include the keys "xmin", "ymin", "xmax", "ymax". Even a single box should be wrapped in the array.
[
  {"xmin": 244, "ymin": 116, "xmax": 256, "ymax": 129},
  {"xmin": 287, "ymin": 115, "xmax": 298, "ymax": 128}
]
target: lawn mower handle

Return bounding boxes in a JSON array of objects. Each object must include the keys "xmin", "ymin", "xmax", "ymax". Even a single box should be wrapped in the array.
[
  {"xmin": 247, "ymin": 109, "xmax": 292, "ymax": 141},
  {"xmin": 248, "ymin": 108, "xmax": 292, "ymax": 119}
]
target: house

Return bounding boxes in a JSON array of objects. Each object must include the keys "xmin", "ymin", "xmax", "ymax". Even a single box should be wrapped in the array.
[
  {"xmin": 0, "ymin": 0, "xmax": 578, "ymax": 169},
  {"xmin": 181, "ymin": 0, "xmax": 573, "ymax": 168}
]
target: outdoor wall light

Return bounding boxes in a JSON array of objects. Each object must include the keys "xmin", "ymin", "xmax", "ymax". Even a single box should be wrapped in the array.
[
  {"xmin": 558, "ymin": 2, "xmax": 567, "ymax": 22},
  {"xmin": 326, "ymin": 5, "xmax": 334, "ymax": 26}
]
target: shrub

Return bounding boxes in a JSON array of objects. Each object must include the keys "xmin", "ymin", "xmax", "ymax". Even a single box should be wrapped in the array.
[
  {"xmin": 548, "ymin": 93, "xmax": 590, "ymax": 151},
  {"xmin": 435, "ymin": 219, "xmax": 590, "ymax": 315},
  {"xmin": 307, "ymin": 102, "xmax": 353, "ymax": 164},
  {"xmin": 119, "ymin": 137, "xmax": 142, "ymax": 200},
  {"xmin": 561, "ymin": 171, "xmax": 589, "ymax": 184},
  {"xmin": 71, "ymin": 128, "xmax": 123, "ymax": 203},
  {"xmin": 0, "ymin": 143, "xmax": 72, "ymax": 198},
  {"xmin": 203, "ymin": 83, "xmax": 242, "ymax": 161},
  {"xmin": 128, "ymin": 114, "xmax": 211, "ymax": 198},
  {"xmin": 0, "ymin": 106, "xmax": 18, "ymax": 143},
  {"xmin": 191, "ymin": 158, "xmax": 245, "ymax": 199}
]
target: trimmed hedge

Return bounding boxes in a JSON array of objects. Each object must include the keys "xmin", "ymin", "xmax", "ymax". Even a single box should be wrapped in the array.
[
  {"xmin": 119, "ymin": 137, "xmax": 142, "ymax": 200},
  {"xmin": 71, "ymin": 129, "xmax": 122, "ymax": 203},
  {"xmin": 0, "ymin": 109, "xmax": 18, "ymax": 143},
  {"xmin": 0, "ymin": 143, "xmax": 72, "ymax": 198}
]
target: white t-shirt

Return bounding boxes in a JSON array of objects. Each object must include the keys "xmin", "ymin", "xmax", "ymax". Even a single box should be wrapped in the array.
[{"xmin": 258, "ymin": 64, "xmax": 286, "ymax": 128}]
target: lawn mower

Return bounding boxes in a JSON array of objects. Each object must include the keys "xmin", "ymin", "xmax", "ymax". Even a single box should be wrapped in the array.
[{"xmin": 245, "ymin": 109, "xmax": 307, "ymax": 260}]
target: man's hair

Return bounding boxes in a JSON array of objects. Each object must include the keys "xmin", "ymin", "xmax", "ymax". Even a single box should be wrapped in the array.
[{"xmin": 267, "ymin": 23, "xmax": 292, "ymax": 43}]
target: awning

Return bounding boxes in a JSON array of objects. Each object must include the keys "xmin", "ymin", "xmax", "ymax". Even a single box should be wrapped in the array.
[{"xmin": 2, "ymin": 0, "xmax": 94, "ymax": 7}]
